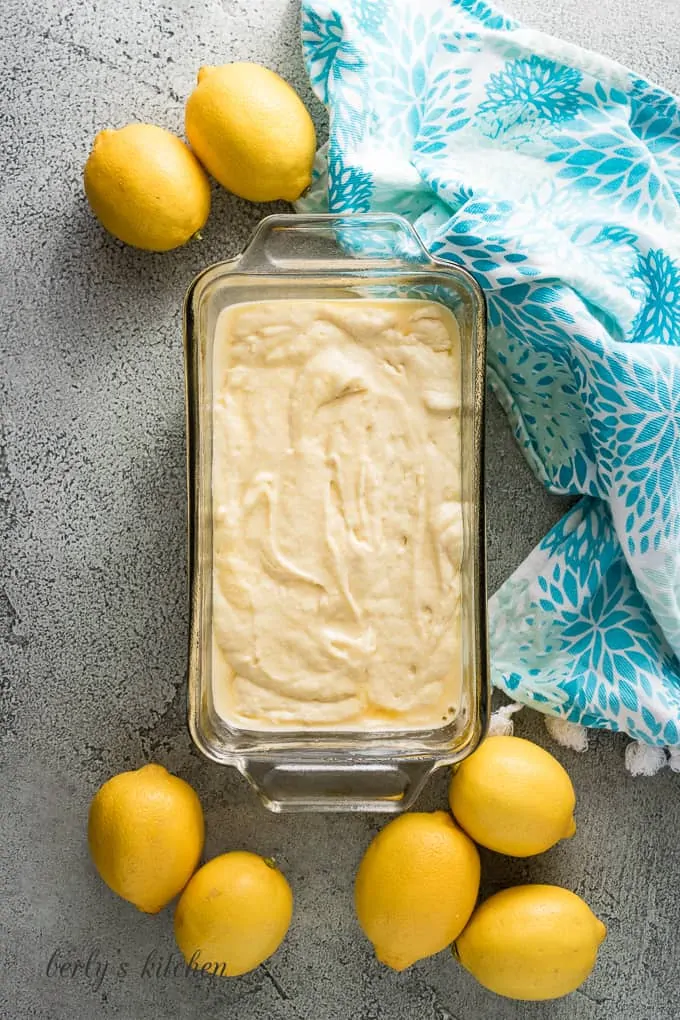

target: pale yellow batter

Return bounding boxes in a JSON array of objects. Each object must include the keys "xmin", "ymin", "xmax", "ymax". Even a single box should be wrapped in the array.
[{"xmin": 211, "ymin": 299, "xmax": 463, "ymax": 730}]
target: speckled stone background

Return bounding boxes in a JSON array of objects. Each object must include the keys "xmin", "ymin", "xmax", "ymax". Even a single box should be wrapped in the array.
[{"xmin": 2, "ymin": 1, "xmax": 680, "ymax": 1018}]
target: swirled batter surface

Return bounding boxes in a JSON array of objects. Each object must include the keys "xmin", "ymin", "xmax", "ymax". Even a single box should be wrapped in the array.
[{"xmin": 212, "ymin": 299, "xmax": 463, "ymax": 729}]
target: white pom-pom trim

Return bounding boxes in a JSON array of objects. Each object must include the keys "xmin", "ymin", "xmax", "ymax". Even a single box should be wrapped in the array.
[
  {"xmin": 624, "ymin": 741, "xmax": 668, "ymax": 777},
  {"xmin": 488, "ymin": 702, "xmax": 524, "ymax": 737},
  {"xmin": 544, "ymin": 716, "xmax": 589, "ymax": 752},
  {"xmin": 485, "ymin": 705, "xmax": 678, "ymax": 775}
]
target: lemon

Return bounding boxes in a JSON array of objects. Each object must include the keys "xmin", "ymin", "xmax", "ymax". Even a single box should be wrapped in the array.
[
  {"xmin": 449, "ymin": 735, "xmax": 576, "ymax": 856},
  {"xmin": 355, "ymin": 811, "xmax": 480, "ymax": 972},
  {"xmin": 185, "ymin": 63, "xmax": 316, "ymax": 203},
  {"xmin": 174, "ymin": 852, "xmax": 294, "ymax": 977},
  {"xmin": 455, "ymin": 884, "xmax": 607, "ymax": 1000},
  {"xmin": 84, "ymin": 123, "xmax": 211, "ymax": 251},
  {"xmin": 88, "ymin": 763, "xmax": 204, "ymax": 913}
]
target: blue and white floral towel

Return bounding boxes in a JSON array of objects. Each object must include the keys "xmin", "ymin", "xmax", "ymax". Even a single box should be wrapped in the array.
[{"xmin": 299, "ymin": 0, "xmax": 680, "ymax": 757}]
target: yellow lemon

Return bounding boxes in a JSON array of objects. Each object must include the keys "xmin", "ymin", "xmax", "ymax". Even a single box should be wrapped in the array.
[
  {"xmin": 174, "ymin": 852, "xmax": 294, "ymax": 977},
  {"xmin": 355, "ymin": 811, "xmax": 480, "ymax": 972},
  {"xmin": 88, "ymin": 763, "xmax": 204, "ymax": 913},
  {"xmin": 449, "ymin": 735, "xmax": 576, "ymax": 856},
  {"xmin": 84, "ymin": 123, "xmax": 211, "ymax": 251},
  {"xmin": 455, "ymin": 884, "xmax": 607, "ymax": 1000},
  {"xmin": 185, "ymin": 62, "xmax": 316, "ymax": 202}
]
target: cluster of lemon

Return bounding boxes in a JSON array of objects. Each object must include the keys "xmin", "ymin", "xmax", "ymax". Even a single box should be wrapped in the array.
[
  {"xmin": 83, "ymin": 63, "xmax": 316, "ymax": 252},
  {"xmin": 356, "ymin": 735, "xmax": 605, "ymax": 1000},
  {"xmin": 88, "ymin": 764, "xmax": 293, "ymax": 976},
  {"xmin": 89, "ymin": 735, "xmax": 605, "ymax": 1000}
]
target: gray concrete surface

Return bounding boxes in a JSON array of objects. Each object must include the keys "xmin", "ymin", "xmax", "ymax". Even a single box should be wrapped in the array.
[{"xmin": 2, "ymin": 1, "xmax": 679, "ymax": 1018}]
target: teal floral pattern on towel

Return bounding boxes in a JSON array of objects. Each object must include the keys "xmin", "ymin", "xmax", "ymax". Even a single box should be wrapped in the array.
[{"xmin": 299, "ymin": 0, "xmax": 680, "ymax": 745}]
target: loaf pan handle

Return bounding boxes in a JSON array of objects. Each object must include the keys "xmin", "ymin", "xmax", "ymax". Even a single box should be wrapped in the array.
[
  {"xmin": 236, "ymin": 212, "xmax": 431, "ymax": 274},
  {"xmin": 241, "ymin": 759, "xmax": 436, "ymax": 814}
]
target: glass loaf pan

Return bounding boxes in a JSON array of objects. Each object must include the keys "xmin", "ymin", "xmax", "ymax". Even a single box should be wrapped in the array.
[{"xmin": 183, "ymin": 213, "xmax": 489, "ymax": 812}]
